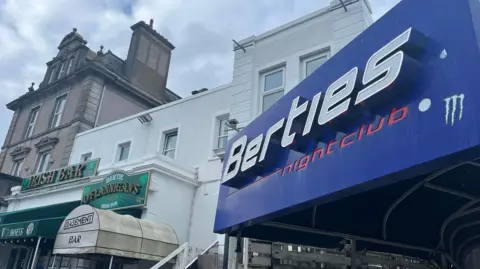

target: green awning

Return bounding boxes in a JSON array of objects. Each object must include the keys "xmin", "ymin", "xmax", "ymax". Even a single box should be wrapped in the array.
[
  {"xmin": 0, "ymin": 217, "xmax": 66, "ymax": 239},
  {"xmin": 0, "ymin": 200, "xmax": 81, "ymax": 240},
  {"xmin": 0, "ymin": 200, "xmax": 142, "ymax": 240},
  {"xmin": 0, "ymin": 200, "xmax": 81, "ymax": 225}
]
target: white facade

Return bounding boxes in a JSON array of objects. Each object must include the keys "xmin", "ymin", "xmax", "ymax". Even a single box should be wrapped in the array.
[
  {"xmin": 4, "ymin": 84, "xmax": 234, "ymax": 266},
  {"xmin": 229, "ymin": 0, "xmax": 373, "ymax": 130},
  {"xmin": 1, "ymin": 1, "xmax": 373, "ymax": 268}
]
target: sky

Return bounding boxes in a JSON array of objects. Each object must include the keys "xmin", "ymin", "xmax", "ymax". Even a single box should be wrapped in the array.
[{"xmin": 0, "ymin": 0, "xmax": 401, "ymax": 146}]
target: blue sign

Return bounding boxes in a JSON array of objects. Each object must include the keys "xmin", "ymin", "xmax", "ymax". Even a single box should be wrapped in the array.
[{"xmin": 214, "ymin": 0, "xmax": 480, "ymax": 233}]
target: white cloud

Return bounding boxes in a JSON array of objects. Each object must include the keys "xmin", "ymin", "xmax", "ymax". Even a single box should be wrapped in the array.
[{"xmin": 0, "ymin": 0, "xmax": 399, "ymax": 146}]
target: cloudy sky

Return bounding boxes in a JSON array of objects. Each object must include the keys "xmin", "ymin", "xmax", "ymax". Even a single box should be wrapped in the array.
[{"xmin": 0, "ymin": 0, "xmax": 400, "ymax": 145}]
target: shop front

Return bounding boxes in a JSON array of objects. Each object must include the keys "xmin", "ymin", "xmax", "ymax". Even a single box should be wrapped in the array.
[
  {"xmin": 0, "ymin": 158, "xmax": 100, "ymax": 269},
  {"xmin": 50, "ymin": 170, "xmax": 181, "ymax": 269},
  {"xmin": 214, "ymin": 0, "xmax": 480, "ymax": 268}
]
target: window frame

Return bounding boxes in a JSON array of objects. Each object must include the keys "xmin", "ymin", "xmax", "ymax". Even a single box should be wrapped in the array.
[
  {"xmin": 66, "ymin": 58, "xmax": 75, "ymax": 75},
  {"xmin": 162, "ymin": 131, "xmax": 178, "ymax": 159},
  {"xmin": 215, "ymin": 115, "xmax": 230, "ymax": 150},
  {"xmin": 48, "ymin": 66, "xmax": 57, "ymax": 83},
  {"xmin": 36, "ymin": 151, "xmax": 52, "ymax": 174},
  {"xmin": 50, "ymin": 94, "xmax": 67, "ymax": 129},
  {"xmin": 301, "ymin": 51, "xmax": 329, "ymax": 80},
  {"xmin": 116, "ymin": 141, "xmax": 131, "ymax": 162},
  {"xmin": 10, "ymin": 159, "xmax": 24, "ymax": 177},
  {"xmin": 58, "ymin": 61, "xmax": 67, "ymax": 79},
  {"xmin": 25, "ymin": 106, "xmax": 41, "ymax": 139},
  {"xmin": 260, "ymin": 67, "xmax": 286, "ymax": 112}
]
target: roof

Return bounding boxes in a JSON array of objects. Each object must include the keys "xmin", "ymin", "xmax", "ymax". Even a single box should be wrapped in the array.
[
  {"xmin": 0, "ymin": 172, "xmax": 22, "ymax": 182},
  {"xmin": 6, "ymin": 61, "xmax": 165, "ymax": 110}
]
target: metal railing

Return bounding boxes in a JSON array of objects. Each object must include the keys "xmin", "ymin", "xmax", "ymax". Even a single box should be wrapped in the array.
[{"xmin": 185, "ymin": 240, "xmax": 223, "ymax": 269}]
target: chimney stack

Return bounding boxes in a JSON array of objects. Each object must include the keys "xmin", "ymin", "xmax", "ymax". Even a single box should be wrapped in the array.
[{"xmin": 125, "ymin": 20, "xmax": 175, "ymax": 102}]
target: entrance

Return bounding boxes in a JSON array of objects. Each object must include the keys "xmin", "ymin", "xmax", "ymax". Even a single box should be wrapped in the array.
[{"xmin": 6, "ymin": 247, "xmax": 34, "ymax": 269}]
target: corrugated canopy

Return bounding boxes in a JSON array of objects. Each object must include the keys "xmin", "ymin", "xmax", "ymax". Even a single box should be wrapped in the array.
[{"xmin": 53, "ymin": 205, "xmax": 178, "ymax": 261}]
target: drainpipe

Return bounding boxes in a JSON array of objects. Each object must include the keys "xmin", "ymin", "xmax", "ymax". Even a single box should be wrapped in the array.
[
  {"xmin": 223, "ymin": 235, "xmax": 230, "ymax": 269},
  {"xmin": 185, "ymin": 166, "xmax": 199, "ymax": 250},
  {"xmin": 94, "ymin": 83, "xmax": 107, "ymax": 128}
]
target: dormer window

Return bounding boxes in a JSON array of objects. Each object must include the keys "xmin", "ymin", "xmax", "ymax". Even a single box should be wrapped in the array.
[
  {"xmin": 58, "ymin": 61, "xmax": 67, "ymax": 79},
  {"xmin": 66, "ymin": 58, "xmax": 74, "ymax": 75},
  {"xmin": 48, "ymin": 67, "xmax": 57, "ymax": 83}
]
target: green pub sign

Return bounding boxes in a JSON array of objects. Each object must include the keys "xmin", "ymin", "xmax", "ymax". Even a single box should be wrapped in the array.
[
  {"xmin": 22, "ymin": 159, "xmax": 100, "ymax": 192},
  {"xmin": 82, "ymin": 170, "xmax": 150, "ymax": 210},
  {"xmin": 0, "ymin": 221, "xmax": 37, "ymax": 239}
]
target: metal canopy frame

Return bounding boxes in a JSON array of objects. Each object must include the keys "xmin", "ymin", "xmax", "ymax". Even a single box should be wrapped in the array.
[
  {"xmin": 380, "ymin": 160, "xmax": 480, "ymax": 267},
  {"xmin": 229, "ymin": 159, "xmax": 480, "ymax": 269},
  {"xmin": 260, "ymin": 221, "xmax": 456, "ymax": 268}
]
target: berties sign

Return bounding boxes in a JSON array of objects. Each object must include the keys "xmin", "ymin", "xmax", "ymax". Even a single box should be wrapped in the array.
[
  {"xmin": 222, "ymin": 28, "xmax": 424, "ymax": 187},
  {"xmin": 215, "ymin": 0, "xmax": 480, "ymax": 234},
  {"xmin": 81, "ymin": 170, "xmax": 150, "ymax": 210},
  {"xmin": 21, "ymin": 159, "xmax": 100, "ymax": 191}
]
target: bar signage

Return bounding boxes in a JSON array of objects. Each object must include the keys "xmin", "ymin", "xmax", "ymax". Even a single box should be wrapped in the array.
[
  {"xmin": 81, "ymin": 170, "xmax": 150, "ymax": 210},
  {"xmin": 21, "ymin": 159, "xmax": 100, "ymax": 192},
  {"xmin": 0, "ymin": 221, "xmax": 37, "ymax": 239}
]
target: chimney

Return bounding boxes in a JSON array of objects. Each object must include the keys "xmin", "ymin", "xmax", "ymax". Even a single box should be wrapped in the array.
[{"xmin": 125, "ymin": 19, "xmax": 175, "ymax": 102}]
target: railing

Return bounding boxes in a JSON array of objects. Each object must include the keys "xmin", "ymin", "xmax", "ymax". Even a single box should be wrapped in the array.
[
  {"xmin": 150, "ymin": 242, "xmax": 189, "ymax": 269},
  {"xmin": 185, "ymin": 240, "xmax": 223, "ymax": 269}
]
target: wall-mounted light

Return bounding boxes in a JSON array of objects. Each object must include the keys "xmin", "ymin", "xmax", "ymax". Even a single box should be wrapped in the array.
[
  {"xmin": 137, "ymin": 113, "xmax": 153, "ymax": 125},
  {"xmin": 226, "ymin": 118, "xmax": 243, "ymax": 132}
]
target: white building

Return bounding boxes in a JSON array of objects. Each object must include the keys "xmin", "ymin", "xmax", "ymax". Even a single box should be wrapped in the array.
[
  {"xmin": 229, "ymin": 0, "xmax": 372, "ymax": 129},
  {"xmin": 0, "ymin": 1, "xmax": 373, "ymax": 269}
]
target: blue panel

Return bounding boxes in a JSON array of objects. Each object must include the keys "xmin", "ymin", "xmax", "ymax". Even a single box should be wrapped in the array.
[{"xmin": 215, "ymin": 0, "xmax": 480, "ymax": 233}]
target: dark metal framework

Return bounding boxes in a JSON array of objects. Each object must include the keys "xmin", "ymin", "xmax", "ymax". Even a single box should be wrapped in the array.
[{"xmin": 227, "ymin": 159, "xmax": 480, "ymax": 269}]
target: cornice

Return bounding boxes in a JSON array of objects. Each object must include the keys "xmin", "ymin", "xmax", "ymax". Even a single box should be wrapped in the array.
[
  {"xmin": 6, "ymin": 62, "xmax": 163, "ymax": 111},
  {"xmin": 5, "ymin": 157, "xmax": 199, "ymax": 201}
]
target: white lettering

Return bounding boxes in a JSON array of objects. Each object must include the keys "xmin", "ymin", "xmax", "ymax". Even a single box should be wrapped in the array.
[
  {"xmin": 223, "ymin": 135, "xmax": 248, "ymax": 183},
  {"xmin": 281, "ymin": 97, "xmax": 309, "ymax": 147},
  {"xmin": 355, "ymin": 28, "xmax": 412, "ymax": 105},
  {"xmin": 259, "ymin": 119, "xmax": 285, "ymax": 163},
  {"xmin": 318, "ymin": 67, "xmax": 358, "ymax": 125},
  {"xmin": 241, "ymin": 134, "xmax": 264, "ymax": 172},
  {"xmin": 222, "ymin": 27, "xmax": 415, "ymax": 184},
  {"xmin": 303, "ymin": 92, "xmax": 322, "ymax": 136}
]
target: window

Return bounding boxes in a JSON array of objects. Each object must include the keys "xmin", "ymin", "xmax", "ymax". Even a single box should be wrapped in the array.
[
  {"xmin": 10, "ymin": 160, "xmax": 23, "ymax": 177},
  {"xmin": 36, "ymin": 152, "xmax": 52, "ymax": 173},
  {"xmin": 50, "ymin": 95, "xmax": 67, "ymax": 128},
  {"xmin": 216, "ymin": 117, "xmax": 229, "ymax": 149},
  {"xmin": 81, "ymin": 152, "xmax": 92, "ymax": 162},
  {"xmin": 58, "ymin": 61, "xmax": 67, "ymax": 78},
  {"xmin": 162, "ymin": 132, "xmax": 177, "ymax": 159},
  {"xmin": 116, "ymin": 142, "xmax": 131, "ymax": 161},
  {"xmin": 48, "ymin": 67, "xmax": 57, "ymax": 83},
  {"xmin": 302, "ymin": 53, "xmax": 328, "ymax": 79},
  {"xmin": 25, "ymin": 107, "xmax": 40, "ymax": 139},
  {"xmin": 261, "ymin": 68, "xmax": 285, "ymax": 112},
  {"xmin": 66, "ymin": 58, "xmax": 74, "ymax": 75}
]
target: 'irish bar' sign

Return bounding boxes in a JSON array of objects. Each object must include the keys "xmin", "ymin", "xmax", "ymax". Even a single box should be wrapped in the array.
[{"xmin": 21, "ymin": 159, "xmax": 100, "ymax": 192}]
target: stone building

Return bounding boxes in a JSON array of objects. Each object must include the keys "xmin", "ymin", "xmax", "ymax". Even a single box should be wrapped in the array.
[{"xmin": 0, "ymin": 19, "xmax": 180, "ymax": 179}]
